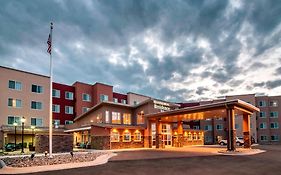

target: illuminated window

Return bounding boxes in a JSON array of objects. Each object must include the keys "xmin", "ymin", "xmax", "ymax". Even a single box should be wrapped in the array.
[
  {"xmin": 198, "ymin": 133, "xmax": 203, "ymax": 140},
  {"xmin": 187, "ymin": 132, "xmax": 192, "ymax": 140},
  {"xmin": 123, "ymin": 113, "xmax": 131, "ymax": 125},
  {"xmin": 193, "ymin": 133, "xmax": 197, "ymax": 140},
  {"xmin": 134, "ymin": 131, "xmax": 141, "ymax": 141},
  {"xmin": 112, "ymin": 112, "xmax": 121, "ymax": 124},
  {"xmin": 8, "ymin": 98, "xmax": 22, "ymax": 108},
  {"xmin": 137, "ymin": 111, "xmax": 144, "ymax": 124},
  {"xmin": 111, "ymin": 130, "xmax": 119, "ymax": 142},
  {"xmin": 105, "ymin": 111, "xmax": 110, "ymax": 123},
  {"xmin": 269, "ymin": 101, "xmax": 278, "ymax": 107},
  {"xmin": 123, "ymin": 130, "xmax": 131, "ymax": 142}
]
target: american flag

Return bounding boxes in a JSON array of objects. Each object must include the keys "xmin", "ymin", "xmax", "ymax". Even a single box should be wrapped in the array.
[{"xmin": 47, "ymin": 34, "xmax": 52, "ymax": 54}]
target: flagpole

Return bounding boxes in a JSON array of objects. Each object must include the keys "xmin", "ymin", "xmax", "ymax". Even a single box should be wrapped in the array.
[{"xmin": 49, "ymin": 22, "xmax": 53, "ymax": 158}]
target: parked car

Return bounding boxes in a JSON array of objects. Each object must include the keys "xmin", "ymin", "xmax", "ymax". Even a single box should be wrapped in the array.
[
  {"xmin": 219, "ymin": 137, "xmax": 244, "ymax": 146},
  {"xmin": 5, "ymin": 143, "xmax": 20, "ymax": 151}
]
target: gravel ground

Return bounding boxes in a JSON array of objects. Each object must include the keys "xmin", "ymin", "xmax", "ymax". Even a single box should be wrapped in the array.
[{"xmin": 1, "ymin": 152, "xmax": 106, "ymax": 167}]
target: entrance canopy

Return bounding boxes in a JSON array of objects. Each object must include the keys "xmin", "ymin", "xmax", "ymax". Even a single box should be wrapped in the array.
[
  {"xmin": 145, "ymin": 99, "xmax": 260, "ymax": 151},
  {"xmin": 145, "ymin": 99, "xmax": 260, "ymax": 122}
]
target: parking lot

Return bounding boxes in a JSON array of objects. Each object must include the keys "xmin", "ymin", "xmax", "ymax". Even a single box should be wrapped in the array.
[{"xmin": 24, "ymin": 145, "xmax": 281, "ymax": 175}]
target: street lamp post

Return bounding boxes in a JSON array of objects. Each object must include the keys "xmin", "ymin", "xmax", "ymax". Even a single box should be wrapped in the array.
[
  {"xmin": 31, "ymin": 126, "xmax": 35, "ymax": 147},
  {"xmin": 21, "ymin": 117, "xmax": 26, "ymax": 153},
  {"xmin": 13, "ymin": 122, "xmax": 18, "ymax": 151}
]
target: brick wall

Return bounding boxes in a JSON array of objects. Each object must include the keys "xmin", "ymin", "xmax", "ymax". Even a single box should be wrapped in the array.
[{"xmin": 35, "ymin": 134, "xmax": 73, "ymax": 153}]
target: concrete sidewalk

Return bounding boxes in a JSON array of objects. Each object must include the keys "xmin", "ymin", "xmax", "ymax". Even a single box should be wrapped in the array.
[{"xmin": 0, "ymin": 153, "xmax": 116, "ymax": 174}]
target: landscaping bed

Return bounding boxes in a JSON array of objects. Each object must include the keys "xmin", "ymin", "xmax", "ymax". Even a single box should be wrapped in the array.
[{"xmin": 1, "ymin": 152, "xmax": 107, "ymax": 167}]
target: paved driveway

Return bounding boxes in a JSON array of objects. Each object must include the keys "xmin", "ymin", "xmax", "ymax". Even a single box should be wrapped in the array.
[{"xmin": 26, "ymin": 145, "xmax": 281, "ymax": 175}]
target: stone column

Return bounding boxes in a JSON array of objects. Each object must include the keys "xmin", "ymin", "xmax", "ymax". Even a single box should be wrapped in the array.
[
  {"xmin": 226, "ymin": 108, "xmax": 236, "ymax": 151},
  {"xmin": 144, "ymin": 120, "xmax": 151, "ymax": 148},
  {"xmin": 155, "ymin": 119, "xmax": 162, "ymax": 149},
  {"xmin": 243, "ymin": 113, "xmax": 251, "ymax": 148},
  {"xmin": 177, "ymin": 121, "xmax": 184, "ymax": 147}
]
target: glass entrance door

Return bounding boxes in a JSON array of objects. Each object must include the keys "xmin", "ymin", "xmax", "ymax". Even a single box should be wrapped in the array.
[
  {"xmin": 151, "ymin": 123, "xmax": 156, "ymax": 147},
  {"xmin": 162, "ymin": 124, "xmax": 172, "ymax": 147}
]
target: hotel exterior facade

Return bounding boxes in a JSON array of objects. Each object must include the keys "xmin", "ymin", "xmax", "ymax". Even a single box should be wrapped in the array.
[{"xmin": 0, "ymin": 65, "xmax": 279, "ymax": 151}]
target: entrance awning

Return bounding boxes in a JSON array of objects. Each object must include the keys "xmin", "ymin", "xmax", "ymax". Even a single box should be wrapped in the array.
[
  {"xmin": 64, "ymin": 126, "xmax": 91, "ymax": 133},
  {"xmin": 145, "ymin": 99, "xmax": 259, "ymax": 122}
]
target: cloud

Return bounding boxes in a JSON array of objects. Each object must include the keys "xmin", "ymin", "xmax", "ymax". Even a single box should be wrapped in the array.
[{"xmin": 0, "ymin": 0, "xmax": 281, "ymax": 101}]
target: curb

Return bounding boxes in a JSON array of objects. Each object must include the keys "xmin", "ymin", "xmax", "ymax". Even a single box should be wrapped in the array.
[
  {"xmin": 217, "ymin": 149, "xmax": 266, "ymax": 156},
  {"xmin": 0, "ymin": 153, "xmax": 116, "ymax": 174}
]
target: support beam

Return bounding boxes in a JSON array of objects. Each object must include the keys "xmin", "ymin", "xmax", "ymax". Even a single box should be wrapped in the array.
[
  {"xmin": 226, "ymin": 108, "xmax": 236, "ymax": 151},
  {"xmin": 177, "ymin": 121, "xmax": 183, "ymax": 147},
  {"xmin": 243, "ymin": 113, "xmax": 251, "ymax": 148},
  {"xmin": 155, "ymin": 119, "xmax": 162, "ymax": 149}
]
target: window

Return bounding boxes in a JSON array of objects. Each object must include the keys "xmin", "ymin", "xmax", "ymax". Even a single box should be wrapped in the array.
[
  {"xmin": 65, "ymin": 120, "xmax": 73, "ymax": 125},
  {"xmin": 259, "ymin": 112, "xmax": 266, "ymax": 118},
  {"xmin": 82, "ymin": 107, "xmax": 89, "ymax": 113},
  {"xmin": 259, "ymin": 101, "xmax": 266, "ymax": 107},
  {"xmin": 193, "ymin": 133, "xmax": 197, "ymax": 140},
  {"xmin": 270, "ymin": 122, "xmax": 279, "ymax": 129},
  {"xmin": 187, "ymin": 132, "xmax": 192, "ymax": 140},
  {"xmin": 198, "ymin": 133, "xmax": 203, "ymax": 140},
  {"xmin": 112, "ymin": 112, "xmax": 121, "ymax": 124},
  {"xmin": 100, "ymin": 94, "xmax": 108, "ymax": 102},
  {"xmin": 82, "ymin": 93, "xmax": 91, "ymax": 102},
  {"xmin": 65, "ymin": 91, "xmax": 74, "ymax": 100},
  {"xmin": 8, "ymin": 80, "xmax": 22, "ymax": 90},
  {"xmin": 113, "ymin": 98, "xmax": 118, "ymax": 103},
  {"xmin": 53, "ymin": 119, "xmax": 60, "ymax": 128},
  {"xmin": 235, "ymin": 124, "xmax": 239, "ymax": 129},
  {"xmin": 260, "ymin": 122, "xmax": 267, "ymax": 129},
  {"xmin": 134, "ymin": 131, "xmax": 141, "ymax": 141},
  {"xmin": 121, "ymin": 99, "xmax": 127, "ymax": 104},
  {"xmin": 123, "ymin": 130, "xmax": 131, "ymax": 142},
  {"xmin": 52, "ymin": 89, "xmax": 60, "ymax": 98},
  {"xmin": 8, "ymin": 116, "xmax": 20, "ymax": 125},
  {"xmin": 123, "ymin": 113, "xmax": 131, "ymax": 125},
  {"xmin": 31, "ymin": 118, "xmax": 43, "ymax": 127},
  {"xmin": 216, "ymin": 117, "xmax": 223, "ymax": 120},
  {"xmin": 271, "ymin": 135, "xmax": 279, "ymax": 141},
  {"xmin": 260, "ymin": 135, "xmax": 268, "ymax": 141},
  {"xmin": 31, "ymin": 101, "xmax": 42, "ymax": 110},
  {"xmin": 216, "ymin": 124, "xmax": 223, "ymax": 130},
  {"xmin": 270, "ymin": 111, "xmax": 278, "ymax": 118},
  {"xmin": 105, "ymin": 111, "xmax": 110, "ymax": 123},
  {"xmin": 193, "ymin": 125, "xmax": 200, "ymax": 130},
  {"xmin": 8, "ymin": 98, "xmax": 22, "ymax": 108},
  {"xmin": 133, "ymin": 101, "xmax": 138, "ymax": 105},
  {"xmin": 31, "ymin": 84, "xmax": 43, "ymax": 93},
  {"xmin": 111, "ymin": 130, "xmax": 119, "ymax": 142},
  {"xmin": 52, "ymin": 104, "xmax": 60, "ymax": 113},
  {"xmin": 269, "ymin": 101, "xmax": 278, "ymax": 107},
  {"xmin": 204, "ymin": 125, "xmax": 212, "ymax": 131},
  {"xmin": 65, "ymin": 106, "xmax": 74, "ymax": 114},
  {"xmin": 137, "ymin": 111, "xmax": 144, "ymax": 124},
  {"xmin": 205, "ymin": 118, "xmax": 212, "ymax": 121}
]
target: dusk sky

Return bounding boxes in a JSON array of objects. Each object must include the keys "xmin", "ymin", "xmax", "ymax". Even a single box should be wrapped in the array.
[{"xmin": 1, "ymin": 0, "xmax": 281, "ymax": 102}]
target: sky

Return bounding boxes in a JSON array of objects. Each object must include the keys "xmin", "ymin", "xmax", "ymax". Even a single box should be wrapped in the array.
[{"xmin": 1, "ymin": 0, "xmax": 281, "ymax": 102}]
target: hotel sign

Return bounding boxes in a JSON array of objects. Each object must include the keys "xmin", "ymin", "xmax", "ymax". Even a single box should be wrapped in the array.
[{"xmin": 153, "ymin": 100, "xmax": 170, "ymax": 111}]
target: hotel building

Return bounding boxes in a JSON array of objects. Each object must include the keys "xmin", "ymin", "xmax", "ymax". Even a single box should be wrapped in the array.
[
  {"xmin": 0, "ymin": 66, "xmax": 51, "ymax": 148},
  {"xmin": 1, "ymin": 65, "xmax": 278, "ymax": 151}
]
